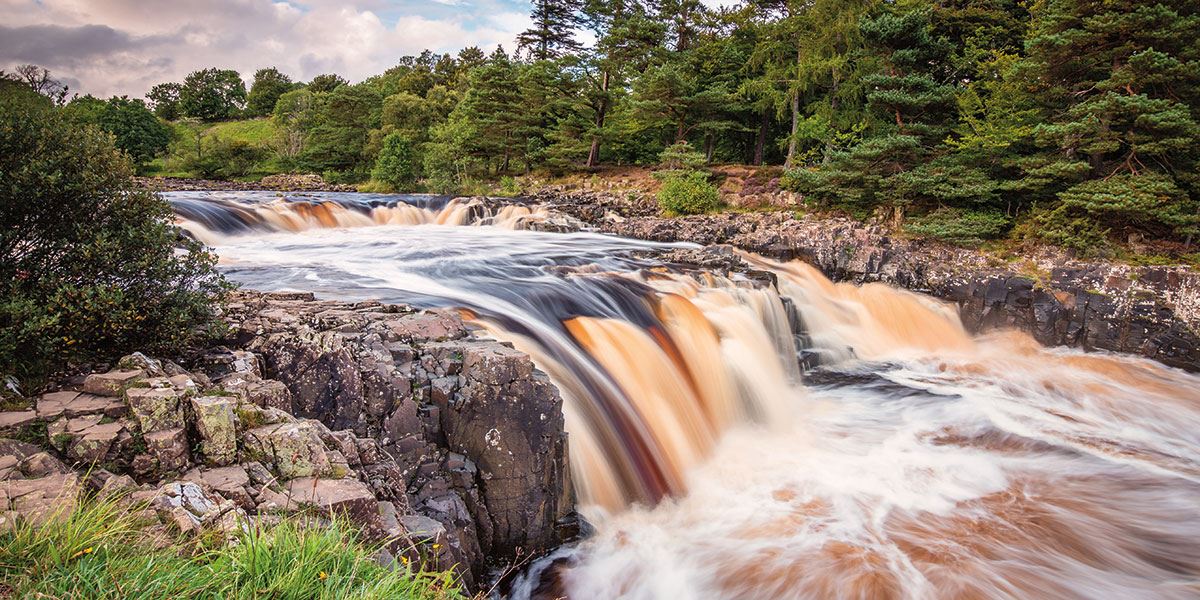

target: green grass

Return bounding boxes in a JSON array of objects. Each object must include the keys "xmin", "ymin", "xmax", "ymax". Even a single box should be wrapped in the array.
[
  {"xmin": 206, "ymin": 119, "xmax": 278, "ymax": 145},
  {"xmin": 0, "ymin": 496, "xmax": 465, "ymax": 599}
]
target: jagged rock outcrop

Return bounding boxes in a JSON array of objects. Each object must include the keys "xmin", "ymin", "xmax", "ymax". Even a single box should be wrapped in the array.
[
  {"xmin": 528, "ymin": 191, "xmax": 1200, "ymax": 371},
  {"xmin": 0, "ymin": 296, "xmax": 576, "ymax": 589},
  {"xmin": 223, "ymin": 292, "xmax": 575, "ymax": 580}
]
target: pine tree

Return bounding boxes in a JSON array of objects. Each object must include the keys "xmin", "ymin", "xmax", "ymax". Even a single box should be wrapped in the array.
[
  {"xmin": 517, "ymin": 0, "xmax": 584, "ymax": 60},
  {"xmin": 1021, "ymin": 0, "xmax": 1200, "ymax": 247}
]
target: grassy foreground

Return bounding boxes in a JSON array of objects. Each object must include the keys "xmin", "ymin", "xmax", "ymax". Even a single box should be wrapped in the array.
[{"xmin": 0, "ymin": 497, "xmax": 464, "ymax": 599}]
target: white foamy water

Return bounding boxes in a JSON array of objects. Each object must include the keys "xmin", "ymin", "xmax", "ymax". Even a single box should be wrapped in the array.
[{"xmin": 172, "ymin": 192, "xmax": 1200, "ymax": 599}]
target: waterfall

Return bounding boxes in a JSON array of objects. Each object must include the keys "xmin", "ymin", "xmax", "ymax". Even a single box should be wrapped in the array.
[{"xmin": 171, "ymin": 191, "xmax": 1200, "ymax": 600}]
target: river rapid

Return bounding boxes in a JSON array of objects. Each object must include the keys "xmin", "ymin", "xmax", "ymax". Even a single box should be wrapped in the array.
[{"xmin": 170, "ymin": 191, "xmax": 1200, "ymax": 600}]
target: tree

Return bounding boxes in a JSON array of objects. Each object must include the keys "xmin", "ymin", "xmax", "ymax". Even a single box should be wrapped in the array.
[
  {"xmin": 371, "ymin": 132, "xmax": 420, "ymax": 190},
  {"xmin": 146, "ymin": 82, "xmax": 183, "ymax": 120},
  {"xmin": 431, "ymin": 48, "xmax": 525, "ymax": 174},
  {"xmin": 307, "ymin": 73, "xmax": 348, "ymax": 94},
  {"xmin": 517, "ymin": 0, "xmax": 583, "ymax": 60},
  {"xmin": 67, "ymin": 96, "xmax": 171, "ymax": 168},
  {"xmin": 0, "ymin": 96, "xmax": 226, "ymax": 383},
  {"xmin": 12, "ymin": 64, "xmax": 69, "ymax": 105},
  {"xmin": 246, "ymin": 67, "xmax": 294, "ymax": 117},
  {"xmin": 299, "ymin": 84, "xmax": 381, "ymax": 177},
  {"xmin": 180, "ymin": 68, "xmax": 247, "ymax": 121},
  {"xmin": 1019, "ymin": 0, "xmax": 1200, "ymax": 246},
  {"xmin": 577, "ymin": 0, "xmax": 665, "ymax": 166}
]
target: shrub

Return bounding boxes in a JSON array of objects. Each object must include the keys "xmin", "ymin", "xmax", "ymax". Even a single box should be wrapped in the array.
[
  {"xmin": 905, "ymin": 207, "xmax": 1010, "ymax": 246},
  {"xmin": 658, "ymin": 140, "xmax": 707, "ymax": 170},
  {"xmin": 497, "ymin": 175, "xmax": 521, "ymax": 197},
  {"xmin": 657, "ymin": 171, "xmax": 722, "ymax": 215},
  {"xmin": 0, "ymin": 97, "xmax": 228, "ymax": 386},
  {"xmin": 181, "ymin": 136, "xmax": 267, "ymax": 179},
  {"xmin": 1015, "ymin": 202, "xmax": 1112, "ymax": 256},
  {"xmin": 371, "ymin": 132, "xmax": 420, "ymax": 190}
]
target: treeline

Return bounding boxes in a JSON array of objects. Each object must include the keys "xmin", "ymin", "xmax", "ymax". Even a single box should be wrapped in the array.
[{"xmin": 6, "ymin": 0, "xmax": 1198, "ymax": 255}]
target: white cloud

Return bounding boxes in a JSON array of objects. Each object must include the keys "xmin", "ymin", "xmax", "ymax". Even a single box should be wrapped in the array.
[{"xmin": 0, "ymin": 0, "xmax": 531, "ymax": 97}]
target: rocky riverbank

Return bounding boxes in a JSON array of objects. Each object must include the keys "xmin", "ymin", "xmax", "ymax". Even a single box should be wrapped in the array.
[
  {"xmin": 0, "ymin": 291, "xmax": 575, "ymax": 590},
  {"xmin": 526, "ymin": 189, "xmax": 1200, "ymax": 372}
]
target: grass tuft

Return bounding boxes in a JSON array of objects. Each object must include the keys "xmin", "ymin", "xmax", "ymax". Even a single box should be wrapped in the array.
[{"xmin": 0, "ymin": 496, "xmax": 465, "ymax": 599}]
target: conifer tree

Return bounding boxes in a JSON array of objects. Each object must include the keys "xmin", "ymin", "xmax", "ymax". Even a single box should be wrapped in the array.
[{"xmin": 517, "ymin": 0, "xmax": 584, "ymax": 60}]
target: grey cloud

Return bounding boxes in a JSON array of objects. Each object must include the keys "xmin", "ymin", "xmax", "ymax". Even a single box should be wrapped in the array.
[{"xmin": 0, "ymin": 23, "xmax": 164, "ymax": 65}]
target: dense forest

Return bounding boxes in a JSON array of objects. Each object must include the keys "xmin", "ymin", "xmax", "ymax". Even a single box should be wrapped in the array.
[{"xmin": 5, "ymin": 0, "xmax": 1199, "ymax": 256}]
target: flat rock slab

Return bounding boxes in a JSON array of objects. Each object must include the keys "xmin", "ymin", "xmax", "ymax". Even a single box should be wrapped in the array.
[
  {"xmin": 82, "ymin": 369, "xmax": 143, "ymax": 396},
  {"xmin": 286, "ymin": 477, "xmax": 382, "ymax": 532},
  {"xmin": 0, "ymin": 411, "xmax": 37, "ymax": 430},
  {"xmin": 36, "ymin": 391, "xmax": 78, "ymax": 420}
]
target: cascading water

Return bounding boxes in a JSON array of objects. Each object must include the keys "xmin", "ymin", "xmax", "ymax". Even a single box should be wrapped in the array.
[{"xmin": 169, "ymin": 191, "xmax": 1200, "ymax": 599}]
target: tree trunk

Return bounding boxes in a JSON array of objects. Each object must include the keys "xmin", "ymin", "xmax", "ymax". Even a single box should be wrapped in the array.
[
  {"xmin": 675, "ymin": 121, "xmax": 686, "ymax": 144},
  {"xmin": 704, "ymin": 133, "xmax": 714, "ymax": 163},
  {"xmin": 784, "ymin": 91, "xmax": 800, "ymax": 168},
  {"xmin": 784, "ymin": 39, "xmax": 802, "ymax": 169},
  {"xmin": 753, "ymin": 109, "xmax": 768, "ymax": 166},
  {"xmin": 587, "ymin": 71, "xmax": 610, "ymax": 168}
]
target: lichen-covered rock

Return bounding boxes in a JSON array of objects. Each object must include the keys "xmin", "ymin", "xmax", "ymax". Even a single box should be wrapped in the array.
[
  {"xmin": 126, "ymin": 387, "xmax": 185, "ymax": 433},
  {"xmin": 190, "ymin": 396, "xmax": 238, "ymax": 466},
  {"xmin": 67, "ymin": 421, "xmax": 123, "ymax": 463},
  {"xmin": 243, "ymin": 421, "xmax": 333, "ymax": 480},
  {"xmin": 145, "ymin": 428, "xmax": 190, "ymax": 473}
]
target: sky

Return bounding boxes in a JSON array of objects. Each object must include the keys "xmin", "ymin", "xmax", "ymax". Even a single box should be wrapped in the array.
[{"xmin": 0, "ymin": 0, "xmax": 542, "ymax": 98}]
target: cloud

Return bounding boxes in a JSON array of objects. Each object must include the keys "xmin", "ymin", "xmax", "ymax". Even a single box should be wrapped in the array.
[{"xmin": 0, "ymin": 0, "xmax": 531, "ymax": 98}]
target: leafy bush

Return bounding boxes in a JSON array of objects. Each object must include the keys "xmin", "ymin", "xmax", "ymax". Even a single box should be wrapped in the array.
[
  {"xmin": 1015, "ymin": 203, "xmax": 1112, "ymax": 257},
  {"xmin": 905, "ymin": 207, "xmax": 1010, "ymax": 245},
  {"xmin": 371, "ymin": 132, "xmax": 420, "ymax": 190},
  {"xmin": 657, "ymin": 171, "xmax": 722, "ymax": 215},
  {"xmin": 0, "ymin": 97, "xmax": 228, "ymax": 385}
]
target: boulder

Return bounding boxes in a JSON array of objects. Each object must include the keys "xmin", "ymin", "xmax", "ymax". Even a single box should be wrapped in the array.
[
  {"xmin": 0, "ymin": 472, "xmax": 80, "ymax": 524},
  {"xmin": 0, "ymin": 411, "xmax": 37, "ymax": 431},
  {"xmin": 67, "ymin": 421, "xmax": 123, "ymax": 463},
  {"xmin": 145, "ymin": 428, "xmax": 190, "ymax": 473},
  {"xmin": 191, "ymin": 396, "xmax": 238, "ymax": 466},
  {"xmin": 192, "ymin": 465, "xmax": 253, "ymax": 509},
  {"xmin": 243, "ymin": 421, "xmax": 334, "ymax": 479},
  {"xmin": 126, "ymin": 387, "xmax": 186, "ymax": 433}
]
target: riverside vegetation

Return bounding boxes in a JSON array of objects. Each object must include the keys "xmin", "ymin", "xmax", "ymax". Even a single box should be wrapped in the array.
[
  {"xmin": 5, "ymin": 0, "xmax": 1198, "ymax": 260},
  {"xmin": 1, "ymin": 69, "xmax": 469, "ymax": 599}
]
